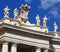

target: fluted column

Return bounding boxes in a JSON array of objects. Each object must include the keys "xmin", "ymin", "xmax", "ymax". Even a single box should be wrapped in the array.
[
  {"xmin": 36, "ymin": 48, "xmax": 41, "ymax": 52},
  {"xmin": 11, "ymin": 44, "xmax": 17, "ymax": 52},
  {"xmin": 2, "ymin": 42, "xmax": 8, "ymax": 52}
]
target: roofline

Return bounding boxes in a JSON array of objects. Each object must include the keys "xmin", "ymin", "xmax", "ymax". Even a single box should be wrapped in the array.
[{"xmin": 0, "ymin": 23, "xmax": 54, "ymax": 38}]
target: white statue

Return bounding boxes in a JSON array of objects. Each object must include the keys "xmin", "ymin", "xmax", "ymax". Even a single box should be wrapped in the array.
[
  {"xmin": 36, "ymin": 14, "xmax": 40, "ymax": 26},
  {"xmin": 54, "ymin": 22, "xmax": 58, "ymax": 32},
  {"xmin": 43, "ymin": 16, "xmax": 47, "ymax": 27},
  {"xmin": 14, "ymin": 8, "xmax": 18, "ymax": 19},
  {"xmin": 54, "ymin": 22, "xmax": 58, "ymax": 37},
  {"xmin": 4, "ymin": 6, "xmax": 10, "ymax": 18}
]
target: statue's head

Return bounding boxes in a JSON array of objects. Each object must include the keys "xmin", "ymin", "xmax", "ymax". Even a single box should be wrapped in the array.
[{"xmin": 20, "ymin": 4, "xmax": 30, "ymax": 14}]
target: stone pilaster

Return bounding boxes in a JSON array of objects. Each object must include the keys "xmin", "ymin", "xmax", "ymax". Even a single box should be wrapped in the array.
[
  {"xmin": 2, "ymin": 42, "xmax": 8, "ymax": 52},
  {"xmin": 11, "ymin": 43, "xmax": 17, "ymax": 52}
]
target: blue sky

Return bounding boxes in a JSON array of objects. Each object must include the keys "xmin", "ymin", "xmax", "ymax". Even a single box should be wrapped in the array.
[{"xmin": 0, "ymin": 0, "xmax": 60, "ymax": 32}]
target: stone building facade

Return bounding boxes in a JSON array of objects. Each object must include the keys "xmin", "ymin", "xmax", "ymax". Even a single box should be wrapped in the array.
[{"xmin": 0, "ymin": 4, "xmax": 60, "ymax": 52}]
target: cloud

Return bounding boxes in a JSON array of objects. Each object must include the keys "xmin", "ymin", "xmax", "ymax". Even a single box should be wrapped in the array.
[
  {"xmin": 38, "ymin": 0, "xmax": 60, "ymax": 18},
  {"xmin": 57, "ymin": 0, "xmax": 60, "ymax": 2},
  {"xmin": 49, "ymin": 10, "xmax": 59, "ymax": 17},
  {"xmin": 24, "ymin": 0, "xmax": 32, "ymax": 3},
  {"xmin": 47, "ymin": 6, "xmax": 60, "ymax": 18},
  {"xmin": 39, "ymin": 0, "xmax": 60, "ymax": 10}
]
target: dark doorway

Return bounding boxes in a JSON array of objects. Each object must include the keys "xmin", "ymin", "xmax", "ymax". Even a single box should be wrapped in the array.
[{"xmin": 17, "ymin": 44, "xmax": 35, "ymax": 52}]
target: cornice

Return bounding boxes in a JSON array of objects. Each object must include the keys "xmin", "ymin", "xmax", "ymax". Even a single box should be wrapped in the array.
[{"xmin": 0, "ymin": 23, "xmax": 54, "ymax": 37}]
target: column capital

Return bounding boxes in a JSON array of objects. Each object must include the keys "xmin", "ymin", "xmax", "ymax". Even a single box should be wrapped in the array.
[
  {"xmin": 36, "ymin": 47, "xmax": 41, "ymax": 49},
  {"xmin": 2, "ymin": 42, "xmax": 8, "ymax": 45},
  {"xmin": 12, "ymin": 43, "xmax": 17, "ymax": 47}
]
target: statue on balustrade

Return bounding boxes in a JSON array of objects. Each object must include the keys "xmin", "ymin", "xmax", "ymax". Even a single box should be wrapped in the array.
[{"xmin": 4, "ymin": 6, "xmax": 10, "ymax": 18}]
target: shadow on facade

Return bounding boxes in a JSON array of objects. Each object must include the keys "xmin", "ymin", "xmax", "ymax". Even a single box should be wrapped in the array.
[
  {"xmin": 17, "ymin": 44, "xmax": 35, "ymax": 52},
  {"xmin": 49, "ymin": 41, "xmax": 55, "ymax": 52}
]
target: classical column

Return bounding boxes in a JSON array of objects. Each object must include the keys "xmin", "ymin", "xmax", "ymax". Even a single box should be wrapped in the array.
[
  {"xmin": 11, "ymin": 44, "xmax": 17, "ymax": 52},
  {"xmin": 44, "ymin": 49, "xmax": 48, "ymax": 52},
  {"xmin": 36, "ymin": 48, "xmax": 41, "ymax": 52},
  {"xmin": 2, "ymin": 42, "xmax": 8, "ymax": 52}
]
